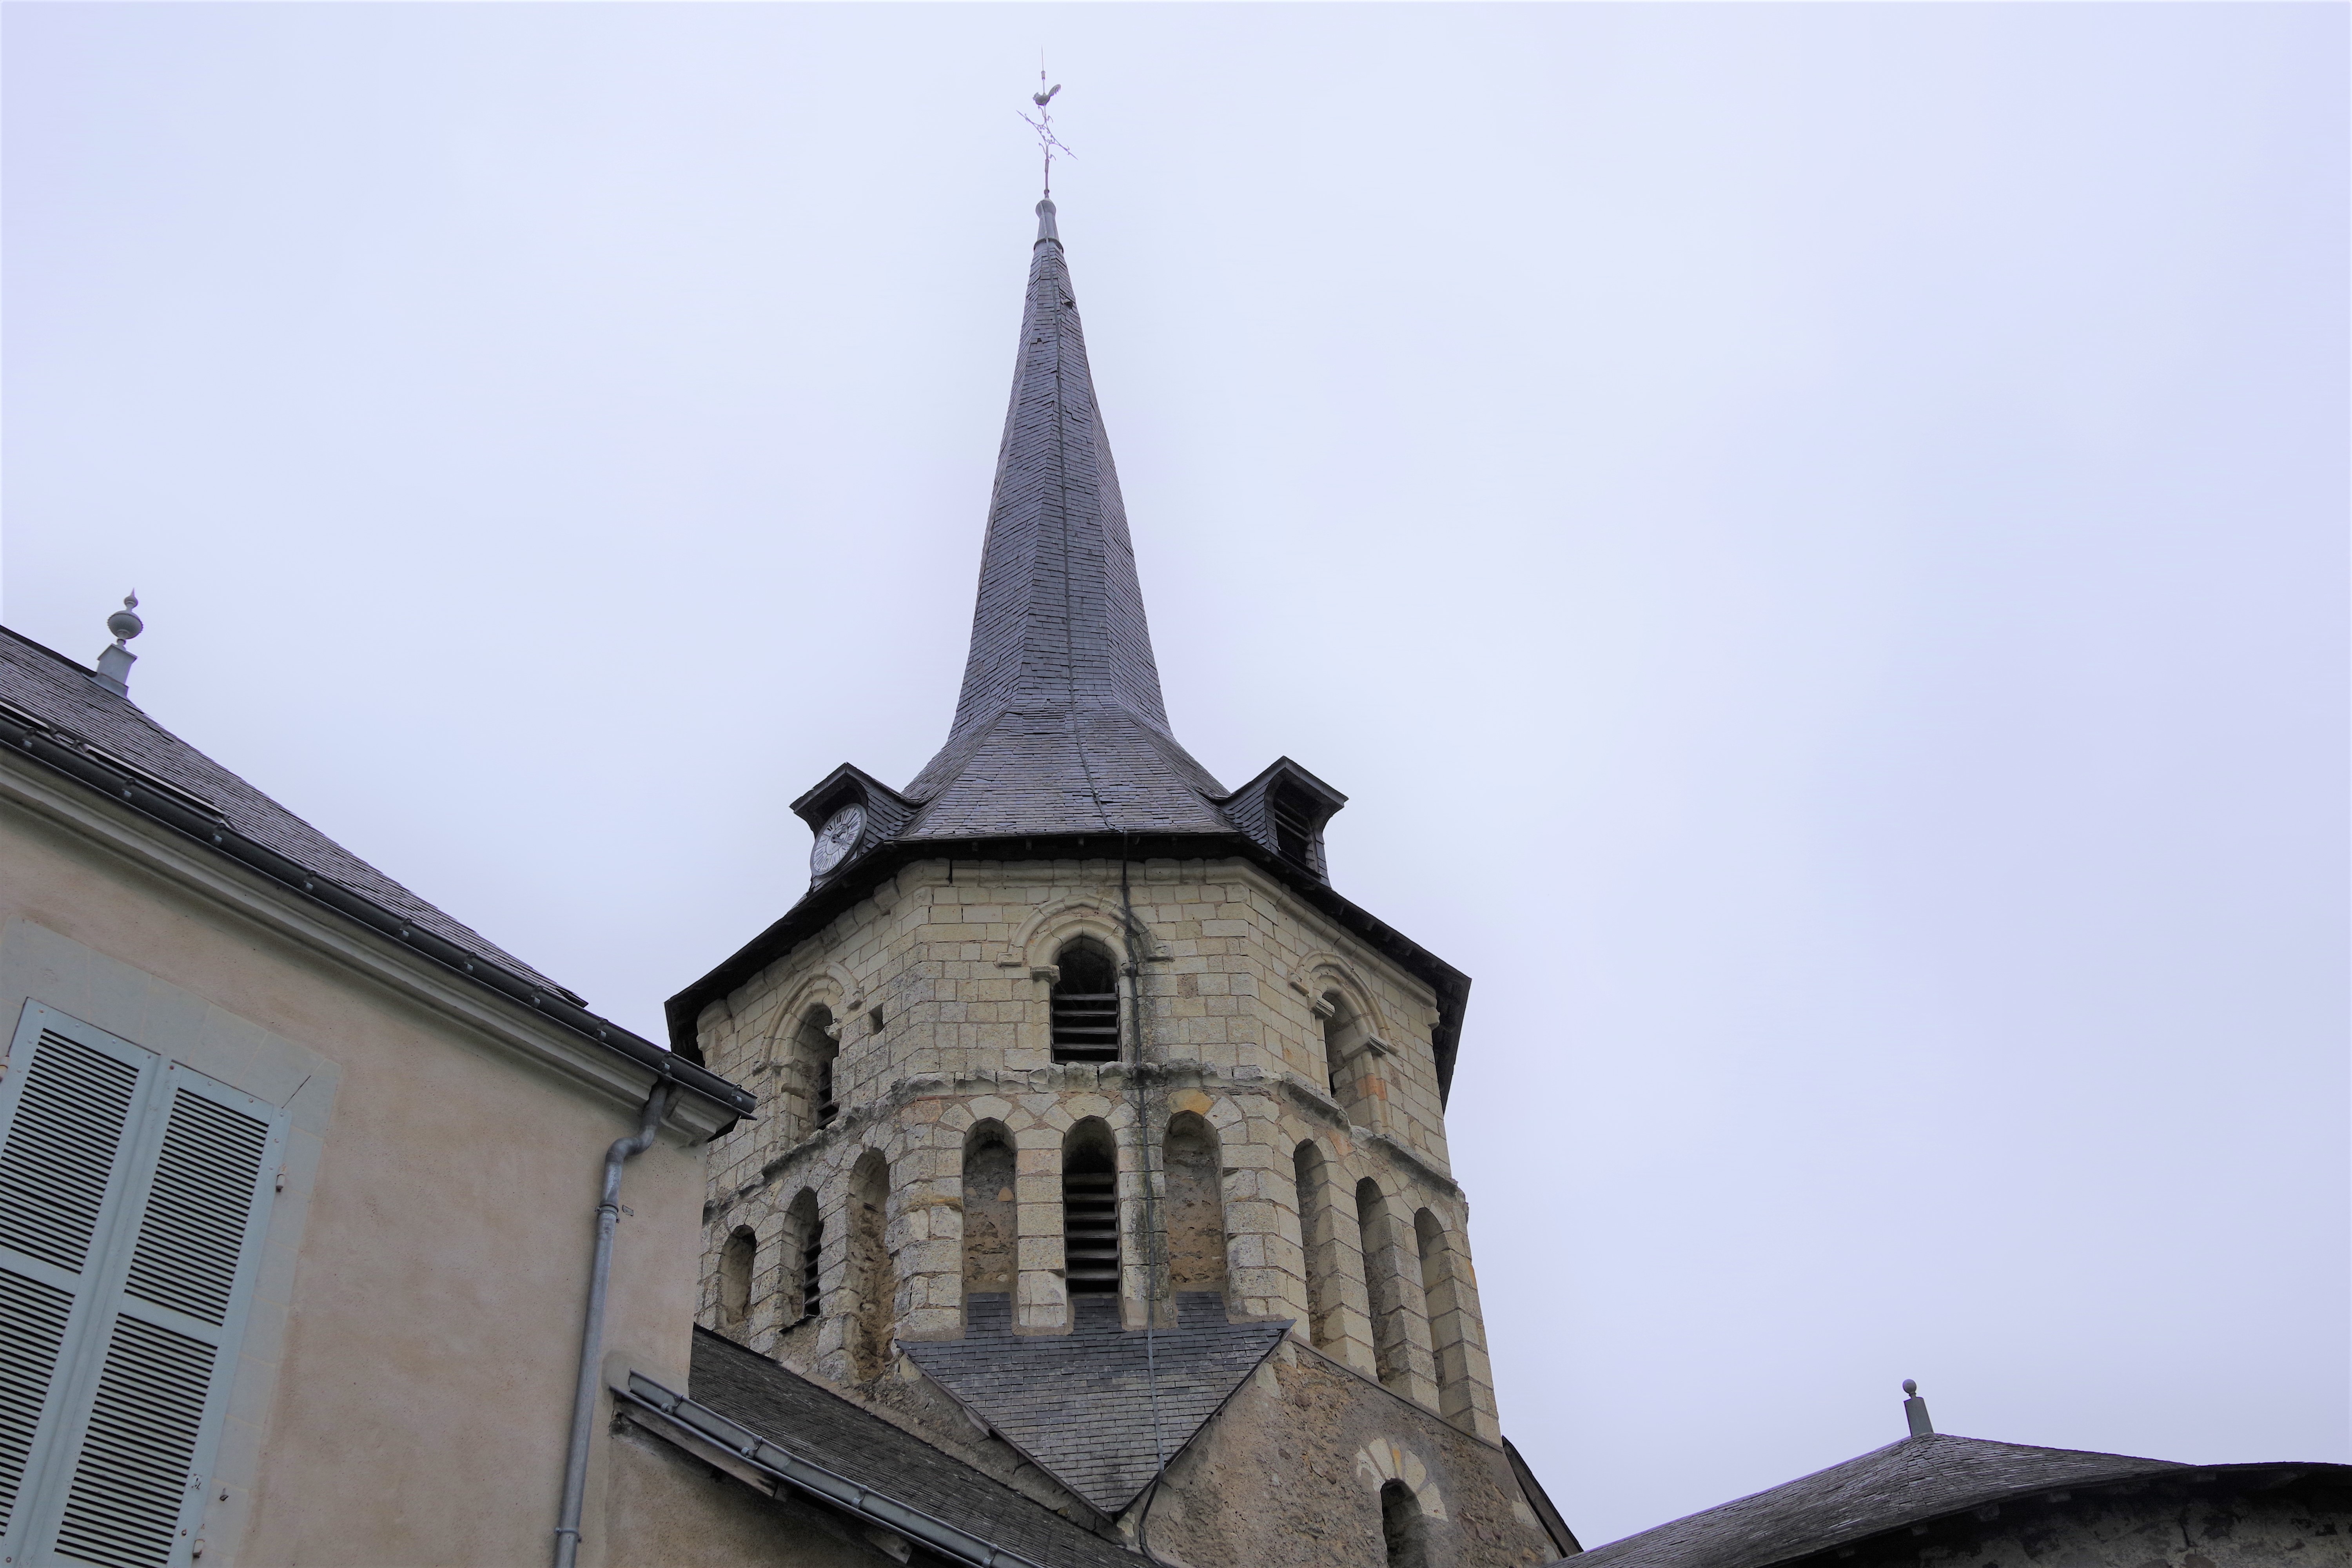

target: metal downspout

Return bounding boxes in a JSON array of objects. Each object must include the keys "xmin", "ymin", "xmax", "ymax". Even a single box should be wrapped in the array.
[{"xmin": 553, "ymin": 1079, "xmax": 678, "ymax": 1568}]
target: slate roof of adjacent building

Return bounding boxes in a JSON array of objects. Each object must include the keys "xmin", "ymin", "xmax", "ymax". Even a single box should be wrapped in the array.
[
  {"xmin": 902, "ymin": 1293, "xmax": 1292, "ymax": 1519},
  {"xmin": 1571, "ymin": 1432, "xmax": 2190, "ymax": 1568},
  {"xmin": 1, "ymin": 626, "xmax": 567, "ymax": 990},
  {"xmin": 0, "ymin": 623, "xmax": 750, "ymax": 1115},
  {"xmin": 687, "ymin": 1326, "xmax": 1142, "ymax": 1568}
]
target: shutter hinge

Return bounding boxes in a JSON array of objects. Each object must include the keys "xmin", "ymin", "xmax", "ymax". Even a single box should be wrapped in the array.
[{"xmin": 274, "ymin": 1169, "xmax": 287, "ymax": 1192}]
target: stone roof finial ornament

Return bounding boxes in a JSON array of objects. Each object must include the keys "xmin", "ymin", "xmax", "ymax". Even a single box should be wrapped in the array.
[
  {"xmin": 1902, "ymin": 1378, "xmax": 1935, "ymax": 1439},
  {"xmin": 91, "ymin": 591, "xmax": 143, "ymax": 697}
]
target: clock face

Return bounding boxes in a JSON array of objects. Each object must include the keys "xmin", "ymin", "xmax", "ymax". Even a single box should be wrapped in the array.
[{"xmin": 809, "ymin": 802, "xmax": 867, "ymax": 877}]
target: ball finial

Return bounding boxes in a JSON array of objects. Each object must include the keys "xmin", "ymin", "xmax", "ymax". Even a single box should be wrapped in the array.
[
  {"xmin": 107, "ymin": 592, "xmax": 143, "ymax": 644},
  {"xmin": 1902, "ymin": 1379, "xmax": 1917, "ymax": 1396}
]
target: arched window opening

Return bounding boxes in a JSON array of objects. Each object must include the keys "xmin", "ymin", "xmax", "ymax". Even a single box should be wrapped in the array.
[
  {"xmin": 1321, "ymin": 991, "xmax": 1382, "ymax": 1122},
  {"xmin": 798, "ymin": 1006, "xmax": 840, "ymax": 1130},
  {"xmin": 1051, "ymin": 940, "xmax": 1122, "ymax": 1064},
  {"xmin": 1358, "ymin": 1178, "xmax": 1410, "ymax": 1395},
  {"xmin": 1380, "ymin": 1480, "xmax": 1430, "ymax": 1568},
  {"xmin": 1164, "ymin": 1112, "xmax": 1227, "ymax": 1307},
  {"xmin": 787, "ymin": 1190, "xmax": 822, "ymax": 1326},
  {"xmin": 1294, "ymin": 1142, "xmax": 1344, "ymax": 1350},
  {"xmin": 963, "ymin": 1125, "xmax": 1018, "ymax": 1310},
  {"xmin": 1415, "ymin": 1208, "xmax": 1470, "ymax": 1425},
  {"xmin": 848, "ymin": 1153, "xmax": 893, "ymax": 1380},
  {"xmin": 718, "ymin": 1227, "xmax": 756, "ymax": 1333},
  {"xmin": 1061, "ymin": 1120, "xmax": 1120, "ymax": 1296}
]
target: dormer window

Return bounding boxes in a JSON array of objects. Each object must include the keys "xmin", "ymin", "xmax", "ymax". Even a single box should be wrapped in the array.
[
  {"xmin": 1223, "ymin": 758, "xmax": 1347, "ymax": 882},
  {"xmin": 1270, "ymin": 784, "xmax": 1319, "ymax": 866}
]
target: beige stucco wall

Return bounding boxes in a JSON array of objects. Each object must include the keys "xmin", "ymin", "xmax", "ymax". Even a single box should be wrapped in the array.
[{"xmin": 0, "ymin": 759, "xmax": 717, "ymax": 1568}]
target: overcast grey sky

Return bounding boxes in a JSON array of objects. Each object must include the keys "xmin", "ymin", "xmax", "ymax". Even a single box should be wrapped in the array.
[{"xmin": 5, "ymin": 2, "xmax": 2345, "ymax": 1550}]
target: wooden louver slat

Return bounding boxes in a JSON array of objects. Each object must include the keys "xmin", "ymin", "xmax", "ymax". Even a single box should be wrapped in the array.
[
  {"xmin": 51, "ymin": 1316, "xmax": 216, "ymax": 1568},
  {"xmin": 0, "ymin": 1033, "xmax": 141, "ymax": 1275},
  {"xmin": 0, "ymin": 1269, "xmax": 75, "ymax": 1534},
  {"xmin": 1061, "ymin": 1171, "xmax": 1120, "ymax": 1294}
]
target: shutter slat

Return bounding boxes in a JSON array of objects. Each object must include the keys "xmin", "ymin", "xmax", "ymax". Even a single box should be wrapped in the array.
[
  {"xmin": 0, "ymin": 1267, "xmax": 76, "ymax": 1534},
  {"xmin": 50, "ymin": 1316, "xmax": 216, "ymax": 1568},
  {"xmin": 122, "ymin": 1091, "xmax": 271, "ymax": 1327},
  {"xmin": 0, "ymin": 1032, "xmax": 142, "ymax": 1273}
]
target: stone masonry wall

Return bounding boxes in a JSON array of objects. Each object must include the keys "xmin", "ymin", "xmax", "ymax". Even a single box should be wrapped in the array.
[
  {"xmin": 1139, "ymin": 1338, "xmax": 1561, "ymax": 1568},
  {"xmin": 693, "ymin": 856, "xmax": 1503, "ymax": 1447}
]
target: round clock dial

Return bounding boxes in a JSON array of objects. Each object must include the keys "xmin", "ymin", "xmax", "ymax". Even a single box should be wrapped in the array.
[{"xmin": 809, "ymin": 803, "xmax": 867, "ymax": 877}]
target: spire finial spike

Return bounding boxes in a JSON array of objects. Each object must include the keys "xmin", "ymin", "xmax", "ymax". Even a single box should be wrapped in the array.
[
  {"xmin": 1902, "ymin": 1379, "xmax": 1934, "ymax": 1438},
  {"xmin": 92, "ymin": 589, "xmax": 144, "ymax": 696},
  {"xmin": 1018, "ymin": 64, "xmax": 1071, "ymax": 200}
]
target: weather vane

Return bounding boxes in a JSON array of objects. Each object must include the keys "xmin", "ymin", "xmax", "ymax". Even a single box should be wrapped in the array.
[{"xmin": 1018, "ymin": 64, "xmax": 1073, "ymax": 198}]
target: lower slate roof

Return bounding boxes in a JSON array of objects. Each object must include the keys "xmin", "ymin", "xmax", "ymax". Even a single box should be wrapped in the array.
[
  {"xmin": 686, "ymin": 1327, "xmax": 1139, "ymax": 1568},
  {"xmin": 901, "ymin": 1292, "xmax": 1292, "ymax": 1519},
  {"xmin": 1572, "ymin": 1432, "xmax": 2189, "ymax": 1568}
]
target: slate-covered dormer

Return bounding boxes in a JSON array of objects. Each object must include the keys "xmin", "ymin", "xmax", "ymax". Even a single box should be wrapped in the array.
[{"xmin": 1220, "ymin": 757, "xmax": 1348, "ymax": 882}]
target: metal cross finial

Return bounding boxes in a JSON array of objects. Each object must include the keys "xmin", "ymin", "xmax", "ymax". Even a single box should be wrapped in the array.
[{"xmin": 1018, "ymin": 64, "xmax": 1073, "ymax": 197}]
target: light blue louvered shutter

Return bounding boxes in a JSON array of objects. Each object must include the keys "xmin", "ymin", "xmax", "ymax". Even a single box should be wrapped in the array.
[
  {"xmin": 0, "ymin": 1005, "xmax": 160, "ymax": 1558},
  {"xmin": 0, "ymin": 1004, "xmax": 282, "ymax": 1568}
]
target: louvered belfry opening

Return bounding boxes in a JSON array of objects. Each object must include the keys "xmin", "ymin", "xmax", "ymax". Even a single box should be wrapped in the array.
[
  {"xmin": 1049, "ymin": 941, "xmax": 1122, "ymax": 1065},
  {"xmin": 1060, "ymin": 1120, "xmax": 1120, "ymax": 1296},
  {"xmin": 797, "ymin": 1007, "xmax": 839, "ymax": 1130},
  {"xmin": 794, "ymin": 1190, "xmax": 823, "ymax": 1324}
]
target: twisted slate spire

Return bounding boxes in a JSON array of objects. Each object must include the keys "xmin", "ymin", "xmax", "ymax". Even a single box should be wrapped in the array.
[{"xmin": 900, "ymin": 200, "xmax": 1229, "ymax": 840}]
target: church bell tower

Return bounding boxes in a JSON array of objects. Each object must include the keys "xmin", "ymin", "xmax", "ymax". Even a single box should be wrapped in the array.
[{"xmin": 673, "ymin": 197, "xmax": 1566, "ymax": 1568}]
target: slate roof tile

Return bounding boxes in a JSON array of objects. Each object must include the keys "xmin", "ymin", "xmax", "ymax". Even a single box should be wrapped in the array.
[
  {"xmin": 902, "ymin": 1293, "xmax": 1291, "ymax": 1518},
  {"xmin": 896, "ymin": 208, "xmax": 1232, "ymax": 844}
]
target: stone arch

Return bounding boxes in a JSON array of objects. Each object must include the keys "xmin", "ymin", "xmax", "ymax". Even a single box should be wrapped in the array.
[
  {"xmin": 1286, "ymin": 953, "xmax": 1391, "ymax": 1043},
  {"xmin": 1354, "ymin": 1439, "xmax": 1448, "ymax": 1521},
  {"xmin": 764, "ymin": 968, "xmax": 857, "ymax": 1142},
  {"xmin": 1413, "ymin": 1207, "xmax": 1472, "ymax": 1427},
  {"xmin": 1011, "ymin": 898, "xmax": 1132, "ymax": 974},
  {"xmin": 846, "ymin": 1149, "xmax": 894, "ymax": 1380},
  {"xmin": 1294, "ymin": 1138, "xmax": 1347, "ymax": 1352},
  {"xmin": 1357, "ymin": 1178, "xmax": 1412, "ymax": 1395},
  {"xmin": 717, "ymin": 1225, "xmax": 756, "ymax": 1334},
  {"xmin": 962, "ymin": 1120, "xmax": 1018, "ymax": 1310},
  {"xmin": 1163, "ymin": 1111, "xmax": 1227, "ymax": 1301}
]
